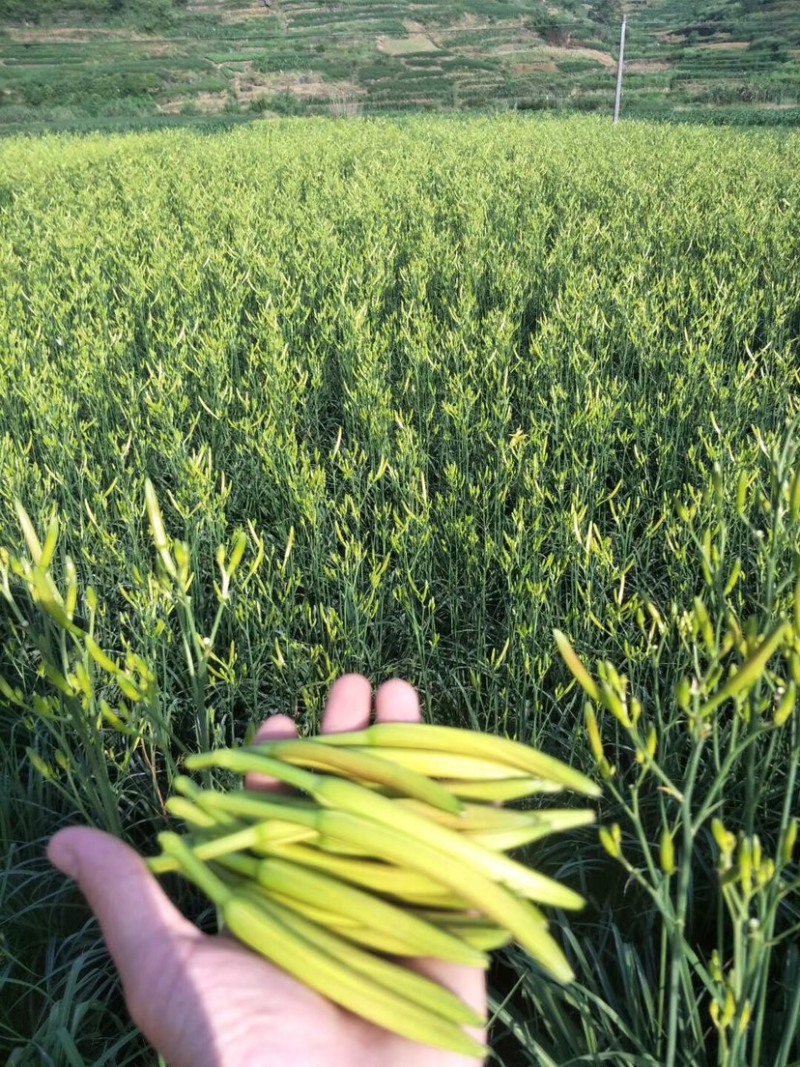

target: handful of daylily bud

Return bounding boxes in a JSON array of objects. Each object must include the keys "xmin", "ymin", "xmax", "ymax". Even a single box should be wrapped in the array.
[{"xmin": 149, "ymin": 724, "xmax": 601, "ymax": 1059}]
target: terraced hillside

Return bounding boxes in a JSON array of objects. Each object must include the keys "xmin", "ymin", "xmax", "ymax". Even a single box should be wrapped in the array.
[
  {"xmin": 0, "ymin": 0, "xmax": 798, "ymax": 131},
  {"xmin": 625, "ymin": 0, "xmax": 800, "ymax": 119}
]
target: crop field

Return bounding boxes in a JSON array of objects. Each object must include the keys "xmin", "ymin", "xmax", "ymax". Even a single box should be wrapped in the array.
[{"xmin": 1, "ymin": 114, "xmax": 800, "ymax": 1065}]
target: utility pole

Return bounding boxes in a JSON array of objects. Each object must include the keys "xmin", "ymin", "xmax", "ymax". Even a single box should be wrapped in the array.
[{"xmin": 613, "ymin": 16, "xmax": 627, "ymax": 124}]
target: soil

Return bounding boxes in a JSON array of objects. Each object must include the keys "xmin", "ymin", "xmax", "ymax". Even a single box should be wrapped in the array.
[{"xmin": 377, "ymin": 34, "xmax": 439, "ymax": 55}]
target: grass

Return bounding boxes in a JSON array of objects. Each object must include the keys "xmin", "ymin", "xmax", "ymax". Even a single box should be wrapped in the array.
[{"xmin": 0, "ymin": 113, "xmax": 799, "ymax": 1064}]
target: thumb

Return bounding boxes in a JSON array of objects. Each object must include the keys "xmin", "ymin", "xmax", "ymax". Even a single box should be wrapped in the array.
[{"xmin": 48, "ymin": 826, "xmax": 200, "ymax": 997}]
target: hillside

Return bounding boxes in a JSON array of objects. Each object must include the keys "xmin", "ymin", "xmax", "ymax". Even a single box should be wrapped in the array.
[{"xmin": 0, "ymin": 0, "xmax": 799, "ymax": 131}]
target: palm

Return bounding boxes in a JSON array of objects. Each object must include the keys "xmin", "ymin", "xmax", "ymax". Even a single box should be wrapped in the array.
[
  {"xmin": 131, "ymin": 928, "xmax": 481, "ymax": 1067},
  {"xmin": 49, "ymin": 675, "xmax": 487, "ymax": 1067}
]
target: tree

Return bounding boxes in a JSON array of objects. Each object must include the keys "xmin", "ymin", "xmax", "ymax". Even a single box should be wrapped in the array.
[{"xmin": 590, "ymin": 0, "xmax": 622, "ymax": 25}]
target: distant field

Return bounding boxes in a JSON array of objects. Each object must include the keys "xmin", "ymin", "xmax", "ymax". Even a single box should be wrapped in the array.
[
  {"xmin": 0, "ymin": 0, "xmax": 799, "ymax": 130},
  {"xmin": 1, "ymin": 114, "xmax": 799, "ymax": 1065}
]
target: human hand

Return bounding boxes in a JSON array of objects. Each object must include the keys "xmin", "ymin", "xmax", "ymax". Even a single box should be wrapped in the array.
[{"xmin": 48, "ymin": 675, "xmax": 487, "ymax": 1067}]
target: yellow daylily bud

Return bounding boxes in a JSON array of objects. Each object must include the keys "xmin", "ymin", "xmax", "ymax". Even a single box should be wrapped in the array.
[
  {"xmin": 584, "ymin": 703, "xmax": 605, "ymax": 764},
  {"xmin": 15, "ymin": 502, "xmax": 43, "ymax": 563},
  {"xmin": 660, "ymin": 829, "xmax": 676, "ymax": 875},
  {"xmin": 699, "ymin": 623, "xmax": 788, "ymax": 718},
  {"xmin": 227, "ymin": 530, "xmax": 248, "ymax": 577},
  {"xmin": 553, "ymin": 630, "xmax": 600, "ymax": 703},
  {"xmin": 739, "ymin": 837, "xmax": 753, "ymax": 891},
  {"xmin": 721, "ymin": 988, "xmax": 736, "ymax": 1029},
  {"xmin": 676, "ymin": 676, "xmax": 692, "ymax": 710},
  {"xmin": 712, "ymin": 819, "xmax": 736, "ymax": 862},
  {"xmin": 26, "ymin": 747, "xmax": 55, "ymax": 781},
  {"xmin": 756, "ymin": 859, "xmax": 774, "ymax": 888},
  {"xmin": 738, "ymin": 999, "xmax": 752, "ymax": 1035},
  {"xmin": 0, "ymin": 675, "xmax": 24, "ymax": 706},
  {"xmin": 752, "ymin": 835, "xmax": 762, "ymax": 871},
  {"xmin": 598, "ymin": 680, "xmax": 631, "ymax": 728},
  {"xmin": 599, "ymin": 823, "xmax": 623, "ymax": 860},
  {"xmin": 39, "ymin": 515, "xmax": 60, "ymax": 569},
  {"xmin": 781, "ymin": 819, "xmax": 797, "ymax": 865},
  {"xmin": 85, "ymin": 635, "xmax": 120, "ymax": 675},
  {"xmin": 774, "ymin": 682, "xmax": 796, "ymax": 727},
  {"xmin": 790, "ymin": 469, "xmax": 800, "ymax": 524},
  {"xmin": 646, "ymin": 724, "xmax": 657, "ymax": 759},
  {"xmin": 64, "ymin": 557, "xmax": 78, "ymax": 619},
  {"xmin": 598, "ymin": 755, "xmax": 616, "ymax": 780},
  {"xmin": 724, "ymin": 559, "xmax": 742, "ymax": 597},
  {"xmin": 145, "ymin": 479, "xmax": 177, "ymax": 579},
  {"xmin": 698, "ymin": 607, "xmax": 715, "ymax": 655},
  {"xmin": 630, "ymin": 697, "xmax": 643, "ymax": 726},
  {"xmin": 736, "ymin": 471, "xmax": 749, "ymax": 516}
]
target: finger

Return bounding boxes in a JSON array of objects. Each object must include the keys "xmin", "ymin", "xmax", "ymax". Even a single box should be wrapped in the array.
[
  {"xmin": 47, "ymin": 827, "xmax": 200, "ymax": 1004},
  {"xmin": 252, "ymin": 714, "xmax": 298, "ymax": 745},
  {"xmin": 321, "ymin": 673, "xmax": 373, "ymax": 734},
  {"xmin": 246, "ymin": 714, "xmax": 298, "ymax": 792},
  {"xmin": 407, "ymin": 957, "xmax": 488, "ymax": 1050},
  {"xmin": 374, "ymin": 678, "xmax": 421, "ymax": 723}
]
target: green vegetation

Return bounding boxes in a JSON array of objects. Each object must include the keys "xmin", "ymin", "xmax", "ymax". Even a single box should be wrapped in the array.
[
  {"xmin": 0, "ymin": 0, "xmax": 186, "ymax": 32},
  {"xmin": 0, "ymin": 0, "xmax": 798, "ymax": 131},
  {"xmin": 0, "ymin": 114, "xmax": 799, "ymax": 1065}
]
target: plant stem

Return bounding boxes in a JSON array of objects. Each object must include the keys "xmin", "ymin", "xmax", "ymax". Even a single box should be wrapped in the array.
[{"xmin": 665, "ymin": 734, "xmax": 705, "ymax": 1067}]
